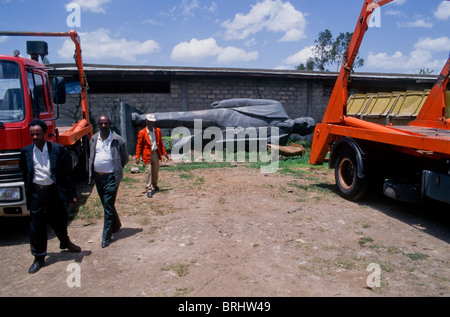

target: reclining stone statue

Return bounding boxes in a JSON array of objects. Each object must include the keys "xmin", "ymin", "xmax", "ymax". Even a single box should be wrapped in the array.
[{"xmin": 131, "ymin": 98, "xmax": 316, "ymax": 150}]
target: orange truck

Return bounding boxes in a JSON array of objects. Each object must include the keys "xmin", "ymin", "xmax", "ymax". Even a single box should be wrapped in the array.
[
  {"xmin": 0, "ymin": 30, "xmax": 92, "ymax": 216},
  {"xmin": 309, "ymin": 0, "xmax": 450, "ymax": 204}
]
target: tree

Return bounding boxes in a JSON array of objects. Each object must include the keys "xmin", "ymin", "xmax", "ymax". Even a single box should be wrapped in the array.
[
  {"xmin": 296, "ymin": 59, "xmax": 315, "ymax": 71},
  {"xmin": 297, "ymin": 29, "xmax": 364, "ymax": 72},
  {"xmin": 419, "ymin": 68, "xmax": 434, "ymax": 75}
]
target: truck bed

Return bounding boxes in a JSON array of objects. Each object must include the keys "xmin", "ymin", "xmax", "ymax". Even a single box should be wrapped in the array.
[{"xmin": 394, "ymin": 125, "xmax": 450, "ymax": 138}]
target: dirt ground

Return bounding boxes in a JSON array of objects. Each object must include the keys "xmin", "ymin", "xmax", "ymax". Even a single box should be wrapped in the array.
[{"xmin": 0, "ymin": 157, "xmax": 449, "ymax": 298}]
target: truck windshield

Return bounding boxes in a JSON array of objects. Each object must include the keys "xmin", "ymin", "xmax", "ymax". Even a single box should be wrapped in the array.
[{"xmin": 0, "ymin": 61, "xmax": 25, "ymax": 123}]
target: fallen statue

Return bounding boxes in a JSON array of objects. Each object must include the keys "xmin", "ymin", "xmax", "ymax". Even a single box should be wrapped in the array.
[{"xmin": 131, "ymin": 98, "xmax": 316, "ymax": 150}]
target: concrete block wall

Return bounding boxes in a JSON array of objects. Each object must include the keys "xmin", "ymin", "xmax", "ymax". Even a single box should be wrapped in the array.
[{"xmin": 57, "ymin": 77, "xmax": 331, "ymax": 134}]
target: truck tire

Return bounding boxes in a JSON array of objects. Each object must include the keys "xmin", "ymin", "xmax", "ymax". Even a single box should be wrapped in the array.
[{"xmin": 334, "ymin": 148, "xmax": 370, "ymax": 201}]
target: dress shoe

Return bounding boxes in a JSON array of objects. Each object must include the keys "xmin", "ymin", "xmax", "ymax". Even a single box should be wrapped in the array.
[
  {"xmin": 101, "ymin": 240, "xmax": 110, "ymax": 248},
  {"xmin": 60, "ymin": 238, "xmax": 81, "ymax": 252},
  {"xmin": 153, "ymin": 185, "xmax": 160, "ymax": 191},
  {"xmin": 28, "ymin": 257, "xmax": 45, "ymax": 274}
]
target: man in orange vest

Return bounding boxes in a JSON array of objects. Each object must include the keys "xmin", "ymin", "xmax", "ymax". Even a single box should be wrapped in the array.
[{"xmin": 135, "ymin": 114, "xmax": 169, "ymax": 198}]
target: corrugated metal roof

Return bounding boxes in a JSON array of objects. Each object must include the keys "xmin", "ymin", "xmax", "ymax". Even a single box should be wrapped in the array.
[{"xmin": 49, "ymin": 63, "xmax": 437, "ymax": 82}]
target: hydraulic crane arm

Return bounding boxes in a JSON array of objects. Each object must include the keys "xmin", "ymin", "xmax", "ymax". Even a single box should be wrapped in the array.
[
  {"xmin": 309, "ymin": 0, "xmax": 393, "ymax": 164},
  {"xmin": 321, "ymin": 0, "xmax": 393, "ymax": 124},
  {"xmin": 409, "ymin": 54, "xmax": 450, "ymax": 129}
]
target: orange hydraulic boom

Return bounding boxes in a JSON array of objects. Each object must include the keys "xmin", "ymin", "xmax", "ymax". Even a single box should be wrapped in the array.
[
  {"xmin": 308, "ymin": 0, "xmax": 450, "ymax": 204},
  {"xmin": 309, "ymin": 0, "xmax": 450, "ymax": 165}
]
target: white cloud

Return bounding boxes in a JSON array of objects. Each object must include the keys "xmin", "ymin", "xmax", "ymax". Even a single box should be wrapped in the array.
[
  {"xmin": 367, "ymin": 50, "xmax": 438, "ymax": 72},
  {"xmin": 166, "ymin": 0, "xmax": 201, "ymax": 20},
  {"xmin": 397, "ymin": 18, "xmax": 433, "ymax": 28},
  {"xmin": 206, "ymin": 1, "xmax": 218, "ymax": 13},
  {"xmin": 171, "ymin": 38, "xmax": 258, "ymax": 64},
  {"xmin": 385, "ymin": 10, "xmax": 402, "ymax": 16},
  {"xmin": 434, "ymin": 1, "xmax": 450, "ymax": 20},
  {"xmin": 67, "ymin": 0, "xmax": 111, "ymax": 13},
  {"xmin": 142, "ymin": 19, "xmax": 163, "ymax": 26},
  {"xmin": 221, "ymin": 0, "xmax": 306, "ymax": 42},
  {"xmin": 58, "ymin": 29, "xmax": 160, "ymax": 63},
  {"xmin": 217, "ymin": 46, "xmax": 258, "ymax": 64},
  {"xmin": 281, "ymin": 45, "xmax": 314, "ymax": 66},
  {"xmin": 180, "ymin": 0, "xmax": 200, "ymax": 17},
  {"xmin": 244, "ymin": 38, "xmax": 257, "ymax": 47},
  {"xmin": 171, "ymin": 38, "xmax": 221, "ymax": 63},
  {"xmin": 414, "ymin": 36, "xmax": 450, "ymax": 52},
  {"xmin": 366, "ymin": 36, "xmax": 450, "ymax": 73},
  {"xmin": 0, "ymin": 36, "xmax": 8, "ymax": 43}
]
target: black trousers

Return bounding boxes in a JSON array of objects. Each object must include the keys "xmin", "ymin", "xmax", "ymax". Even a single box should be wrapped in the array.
[
  {"xmin": 29, "ymin": 184, "xmax": 69, "ymax": 257},
  {"xmin": 94, "ymin": 173, "xmax": 121, "ymax": 243}
]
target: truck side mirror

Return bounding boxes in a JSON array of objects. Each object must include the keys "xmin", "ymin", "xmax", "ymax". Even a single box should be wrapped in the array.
[{"xmin": 52, "ymin": 77, "xmax": 66, "ymax": 105}]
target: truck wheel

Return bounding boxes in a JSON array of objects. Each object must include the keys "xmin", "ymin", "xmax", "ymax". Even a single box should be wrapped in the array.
[{"xmin": 334, "ymin": 148, "xmax": 370, "ymax": 201}]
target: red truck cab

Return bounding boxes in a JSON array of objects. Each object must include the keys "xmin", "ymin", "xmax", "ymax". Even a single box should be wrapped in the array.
[
  {"xmin": 0, "ymin": 53, "xmax": 64, "ymax": 216},
  {"xmin": 0, "ymin": 31, "xmax": 91, "ymax": 217}
]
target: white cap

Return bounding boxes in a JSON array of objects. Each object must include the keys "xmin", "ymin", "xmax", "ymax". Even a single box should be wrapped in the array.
[{"xmin": 146, "ymin": 114, "xmax": 156, "ymax": 122}]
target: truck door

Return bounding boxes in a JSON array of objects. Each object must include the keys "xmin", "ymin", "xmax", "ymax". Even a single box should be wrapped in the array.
[{"xmin": 26, "ymin": 70, "xmax": 56, "ymax": 142}]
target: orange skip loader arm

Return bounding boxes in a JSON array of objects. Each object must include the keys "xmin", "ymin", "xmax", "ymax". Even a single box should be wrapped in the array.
[{"xmin": 309, "ymin": 0, "xmax": 394, "ymax": 165}]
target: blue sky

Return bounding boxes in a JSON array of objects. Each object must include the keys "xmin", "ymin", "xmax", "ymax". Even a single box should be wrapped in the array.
[{"xmin": 0, "ymin": 0, "xmax": 449, "ymax": 74}]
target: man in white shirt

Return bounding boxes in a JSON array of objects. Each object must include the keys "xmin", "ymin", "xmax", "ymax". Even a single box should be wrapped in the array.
[
  {"xmin": 89, "ymin": 115, "xmax": 129, "ymax": 248},
  {"xmin": 21, "ymin": 120, "xmax": 81, "ymax": 274}
]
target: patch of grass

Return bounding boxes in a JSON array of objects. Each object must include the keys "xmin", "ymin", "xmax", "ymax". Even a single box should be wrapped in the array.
[
  {"xmin": 287, "ymin": 181, "xmax": 333, "ymax": 196},
  {"xmin": 162, "ymin": 135, "xmax": 182, "ymax": 152},
  {"xmin": 149, "ymin": 202, "xmax": 179, "ymax": 215},
  {"xmin": 218, "ymin": 197, "xmax": 227, "ymax": 204},
  {"xmin": 173, "ymin": 287, "xmax": 193, "ymax": 297},
  {"xmin": 121, "ymin": 176, "xmax": 139, "ymax": 183},
  {"xmin": 179, "ymin": 173, "xmax": 194, "ymax": 179},
  {"xmin": 406, "ymin": 252, "xmax": 429, "ymax": 261},
  {"xmin": 193, "ymin": 176, "xmax": 205, "ymax": 186},
  {"xmin": 123, "ymin": 164, "xmax": 141, "ymax": 173},
  {"xmin": 76, "ymin": 196, "xmax": 103, "ymax": 221},
  {"xmin": 336, "ymin": 258, "xmax": 355, "ymax": 270},
  {"xmin": 379, "ymin": 262, "xmax": 394, "ymax": 273},
  {"xmin": 164, "ymin": 161, "xmax": 231, "ymax": 172},
  {"xmin": 137, "ymin": 217, "xmax": 150, "ymax": 226},
  {"xmin": 147, "ymin": 226, "xmax": 159, "ymax": 235},
  {"xmin": 162, "ymin": 260, "xmax": 197, "ymax": 277},
  {"xmin": 358, "ymin": 236, "xmax": 374, "ymax": 246},
  {"xmin": 387, "ymin": 246, "xmax": 403, "ymax": 254},
  {"xmin": 160, "ymin": 147, "xmax": 333, "ymax": 193}
]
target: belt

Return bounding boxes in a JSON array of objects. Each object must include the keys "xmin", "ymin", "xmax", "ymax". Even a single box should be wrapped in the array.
[
  {"xmin": 33, "ymin": 183, "xmax": 54, "ymax": 190},
  {"xmin": 94, "ymin": 171, "xmax": 113, "ymax": 176}
]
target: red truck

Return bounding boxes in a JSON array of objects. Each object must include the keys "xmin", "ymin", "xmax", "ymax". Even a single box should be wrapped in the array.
[
  {"xmin": 0, "ymin": 30, "xmax": 92, "ymax": 216},
  {"xmin": 309, "ymin": 0, "xmax": 450, "ymax": 204}
]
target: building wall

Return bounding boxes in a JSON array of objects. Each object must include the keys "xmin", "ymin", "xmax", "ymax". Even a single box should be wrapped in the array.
[{"xmin": 57, "ymin": 76, "xmax": 332, "ymax": 133}]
